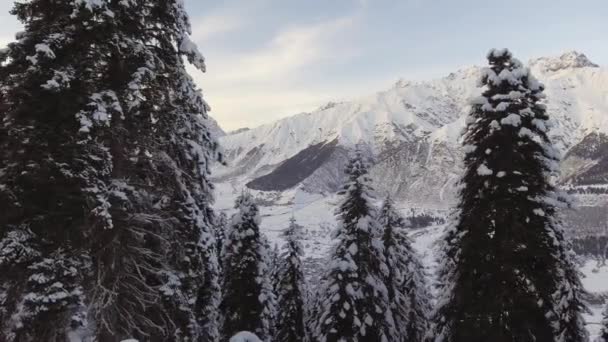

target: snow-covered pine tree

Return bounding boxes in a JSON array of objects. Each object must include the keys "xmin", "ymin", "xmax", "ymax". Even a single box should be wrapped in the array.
[
  {"xmin": 596, "ymin": 304, "xmax": 608, "ymax": 342},
  {"xmin": 220, "ymin": 193, "xmax": 275, "ymax": 341},
  {"xmin": 269, "ymin": 242, "xmax": 281, "ymax": 292},
  {"xmin": 305, "ymin": 280, "xmax": 321, "ymax": 342},
  {"xmin": 378, "ymin": 197, "xmax": 431, "ymax": 341},
  {"xmin": 83, "ymin": 1, "xmax": 221, "ymax": 340},
  {"xmin": 313, "ymin": 151, "xmax": 395, "ymax": 342},
  {"xmin": 274, "ymin": 217, "xmax": 307, "ymax": 342},
  {"xmin": 0, "ymin": 1, "xmax": 107, "ymax": 340},
  {"xmin": 262, "ymin": 235, "xmax": 278, "ymax": 338},
  {"xmin": 214, "ymin": 212, "xmax": 229, "ymax": 260},
  {"xmin": 552, "ymin": 230, "xmax": 590, "ymax": 342},
  {"xmin": 431, "ymin": 48, "xmax": 588, "ymax": 342},
  {"xmin": 0, "ymin": 0, "xmax": 221, "ymax": 340}
]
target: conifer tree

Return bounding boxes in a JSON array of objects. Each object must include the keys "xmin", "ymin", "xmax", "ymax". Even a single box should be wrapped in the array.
[
  {"xmin": 431, "ymin": 49, "xmax": 588, "ymax": 342},
  {"xmin": 274, "ymin": 217, "xmax": 307, "ymax": 342},
  {"xmin": 0, "ymin": 0, "xmax": 220, "ymax": 340},
  {"xmin": 596, "ymin": 304, "xmax": 608, "ymax": 342},
  {"xmin": 214, "ymin": 212, "xmax": 229, "ymax": 259},
  {"xmin": 549, "ymin": 227, "xmax": 589, "ymax": 342},
  {"xmin": 269, "ymin": 242, "xmax": 281, "ymax": 292},
  {"xmin": 378, "ymin": 197, "xmax": 430, "ymax": 341},
  {"xmin": 220, "ymin": 193, "xmax": 275, "ymax": 341},
  {"xmin": 313, "ymin": 151, "xmax": 395, "ymax": 342},
  {"xmin": 0, "ymin": 1, "xmax": 109, "ymax": 340}
]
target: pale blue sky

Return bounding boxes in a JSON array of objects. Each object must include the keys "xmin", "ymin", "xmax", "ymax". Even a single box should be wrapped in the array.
[{"xmin": 1, "ymin": 1, "xmax": 607, "ymax": 130}]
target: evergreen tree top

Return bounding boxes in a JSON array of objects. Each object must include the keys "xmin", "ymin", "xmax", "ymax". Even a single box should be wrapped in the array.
[
  {"xmin": 378, "ymin": 196, "xmax": 409, "ymax": 229},
  {"xmin": 282, "ymin": 216, "xmax": 304, "ymax": 257},
  {"xmin": 3, "ymin": 0, "xmax": 205, "ymax": 66},
  {"xmin": 341, "ymin": 149, "xmax": 372, "ymax": 187},
  {"xmin": 463, "ymin": 48, "xmax": 566, "ymax": 205},
  {"xmin": 335, "ymin": 150, "xmax": 377, "ymax": 229},
  {"xmin": 232, "ymin": 192, "xmax": 260, "ymax": 225},
  {"xmin": 215, "ymin": 211, "xmax": 229, "ymax": 226},
  {"xmin": 477, "ymin": 48, "xmax": 545, "ymax": 107},
  {"xmin": 480, "ymin": 50, "xmax": 542, "ymax": 96}
]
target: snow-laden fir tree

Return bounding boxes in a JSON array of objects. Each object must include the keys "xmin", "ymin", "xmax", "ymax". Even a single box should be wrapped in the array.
[
  {"xmin": 378, "ymin": 197, "xmax": 431, "ymax": 341},
  {"xmin": 261, "ymin": 234, "xmax": 278, "ymax": 338},
  {"xmin": 551, "ymin": 227, "xmax": 590, "ymax": 342},
  {"xmin": 0, "ymin": 0, "xmax": 221, "ymax": 340},
  {"xmin": 313, "ymin": 151, "xmax": 395, "ymax": 342},
  {"xmin": 220, "ymin": 193, "xmax": 275, "ymax": 341},
  {"xmin": 431, "ymin": 48, "xmax": 588, "ymax": 342},
  {"xmin": 274, "ymin": 217, "xmax": 308, "ymax": 342},
  {"xmin": 0, "ymin": 1, "xmax": 101, "ymax": 339},
  {"xmin": 214, "ymin": 211, "xmax": 229, "ymax": 260},
  {"xmin": 269, "ymin": 242, "xmax": 282, "ymax": 293},
  {"xmin": 596, "ymin": 304, "xmax": 608, "ymax": 342}
]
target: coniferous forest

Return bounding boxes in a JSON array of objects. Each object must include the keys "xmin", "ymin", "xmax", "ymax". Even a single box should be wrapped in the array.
[{"xmin": 0, "ymin": 1, "xmax": 606, "ymax": 342}]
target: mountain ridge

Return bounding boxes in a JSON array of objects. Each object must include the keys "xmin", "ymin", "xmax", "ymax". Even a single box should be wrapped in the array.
[{"xmin": 214, "ymin": 51, "xmax": 607, "ymax": 196}]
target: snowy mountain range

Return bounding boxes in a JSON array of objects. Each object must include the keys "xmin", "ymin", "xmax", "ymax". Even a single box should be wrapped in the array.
[{"xmin": 214, "ymin": 51, "xmax": 607, "ymax": 201}]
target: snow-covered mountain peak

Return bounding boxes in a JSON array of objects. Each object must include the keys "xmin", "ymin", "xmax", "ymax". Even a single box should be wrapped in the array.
[
  {"xmin": 530, "ymin": 51, "xmax": 599, "ymax": 72},
  {"xmin": 445, "ymin": 66, "xmax": 483, "ymax": 81},
  {"xmin": 316, "ymin": 101, "xmax": 344, "ymax": 111}
]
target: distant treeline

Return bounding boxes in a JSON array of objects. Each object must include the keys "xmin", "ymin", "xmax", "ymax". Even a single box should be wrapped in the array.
[
  {"xmin": 565, "ymin": 186, "xmax": 608, "ymax": 194},
  {"xmin": 572, "ymin": 235, "xmax": 608, "ymax": 262},
  {"xmin": 408, "ymin": 211, "xmax": 447, "ymax": 228}
]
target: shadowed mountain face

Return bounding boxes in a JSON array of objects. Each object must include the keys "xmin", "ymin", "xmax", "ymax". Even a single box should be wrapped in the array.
[
  {"xmin": 562, "ymin": 133, "xmax": 608, "ymax": 187},
  {"xmin": 247, "ymin": 140, "xmax": 339, "ymax": 191}
]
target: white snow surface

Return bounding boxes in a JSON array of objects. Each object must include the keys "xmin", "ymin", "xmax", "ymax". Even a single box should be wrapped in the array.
[{"xmin": 229, "ymin": 331, "xmax": 262, "ymax": 342}]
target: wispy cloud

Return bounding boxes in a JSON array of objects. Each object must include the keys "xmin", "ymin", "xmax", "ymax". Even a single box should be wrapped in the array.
[
  {"xmin": 207, "ymin": 15, "xmax": 357, "ymax": 84},
  {"xmin": 205, "ymin": 88, "xmax": 336, "ymax": 130},
  {"xmin": 190, "ymin": 14, "xmax": 363, "ymax": 130},
  {"xmin": 190, "ymin": 13, "xmax": 245, "ymax": 43}
]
